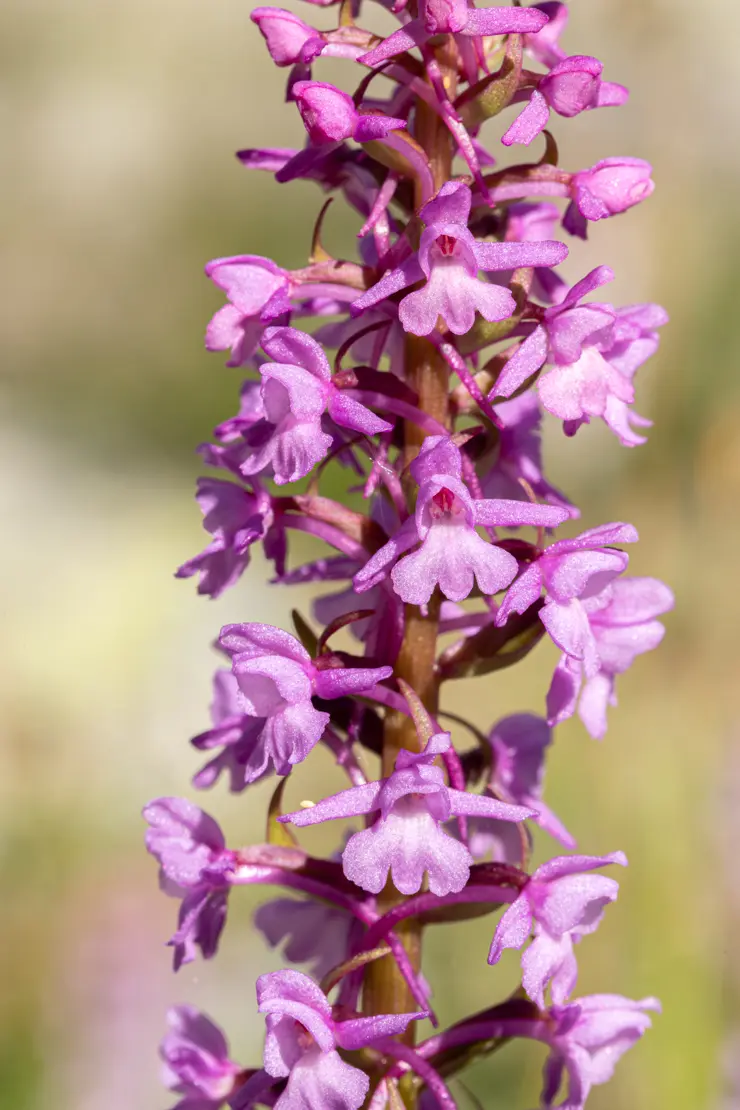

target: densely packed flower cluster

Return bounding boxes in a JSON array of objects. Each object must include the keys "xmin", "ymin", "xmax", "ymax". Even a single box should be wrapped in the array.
[{"xmin": 147, "ymin": 3, "xmax": 672, "ymax": 1107}]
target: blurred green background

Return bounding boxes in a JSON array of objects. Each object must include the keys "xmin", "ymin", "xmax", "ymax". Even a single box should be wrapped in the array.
[{"xmin": 1, "ymin": 0, "xmax": 737, "ymax": 1106}]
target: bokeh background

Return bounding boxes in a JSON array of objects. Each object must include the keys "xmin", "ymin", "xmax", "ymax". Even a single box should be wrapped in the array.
[{"xmin": 2, "ymin": 0, "xmax": 738, "ymax": 1106}]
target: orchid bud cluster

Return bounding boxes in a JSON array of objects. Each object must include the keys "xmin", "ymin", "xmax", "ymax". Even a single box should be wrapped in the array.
[{"xmin": 145, "ymin": 3, "xmax": 673, "ymax": 1108}]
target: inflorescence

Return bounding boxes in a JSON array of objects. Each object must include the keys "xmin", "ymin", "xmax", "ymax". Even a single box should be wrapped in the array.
[{"xmin": 146, "ymin": 3, "xmax": 672, "ymax": 1108}]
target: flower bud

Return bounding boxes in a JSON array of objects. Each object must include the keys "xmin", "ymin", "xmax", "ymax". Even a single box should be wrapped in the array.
[
  {"xmin": 572, "ymin": 157, "xmax": 654, "ymax": 219},
  {"xmin": 539, "ymin": 54, "xmax": 603, "ymax": 117},
  {"xmin": 251, "ymin": 7, "xmax": 323, "ymax": 67},
  {"xmin": 293, "ymin": 81, "xmax": 358, "ymax": 143}
]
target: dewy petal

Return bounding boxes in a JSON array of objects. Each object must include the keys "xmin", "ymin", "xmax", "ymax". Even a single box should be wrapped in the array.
[
  {"xmin": 547, "ymin": 303, "xmax": 616, "ymax": 366},
  {"xmin": 282, "ymin": 782, "xmax": 383, "ymax": 827},
  {"xmin": 358, "ymin": 19, "xmax": 427, "ymax": 68},
  {"xmin": 602, "ymin": 394, "xmax": 650, "ymax": 447},
  {"xmin": 536, "ymin": 873, "xmax": 620, "ymax": 937},
  {"xmin": 334, "ymin": 1010, "xmax": 425, "ymax": 1050},
  {"xmin": 420, "ymin": 179, "xmax": 472, "ymax": 227},
  {"xmin": 164, "ymin": 1004, "xmax": 231, "ymax": 1066},
  {"xmin": 258, "ymin": 968, "xmax": 332, "ymax": 1020},
  {"xmin": 351, "ymin": 255, "xmax": 424, "ymax": 317},
  {"xmin": 538, "ymin": 347, "xmax": 633, "ymax": 425},
  {"xmin": 490, "ymin": 713, "xmax": 549, "ymax": 795},
  {"xmin": 545, "ymin": 521, "xmax": 637, "ymax": 557},
  {"xmin": 392, "ymin": 523, "xmax": 518, "ymax": 604},
  {"xmin": 501, "ymin": 88, "xmax": 551, "ymax": 147},
  {"xmin": 293, "ymin": 81, "xmax": 358, "ymax": 144},
  {"xmin": 446, "ymin": 788, "xmax": 534, "ymax": 823},
  {"xmin": 533, "ymin": 851, "xmax": 627, "ymax": 885},
  {"xmin": 354, "ymin": 113, "xmax": 408, "ymax": 142},
  {"xmin": 170, "ymin": 887, "xmax": 229, "ymax": 970},
  {"xmin": 473, "ymin": 240, "xmax": 569, "ymax": 272},
  {"xmin": 577, "ymin": 672, "xmax": 614, "ymax": 739},
  {"xmin": 327, "ymin": 390, "xmax": 393, "ymax": 436},
  {"xmin": 258, "ymin": 973, "xmax": 336, "ymax": 1077},
  {"xmin": 521, "ymin": 931, "xmax": 576, "ymax": 1007},
  {"xmin": 558, "ymin": 265, "xmax": 615, "ymax": 312},
  {"xmin": 488, "ymin": 892, "xmax": 533, "ymax": 963},
  {"xmin": 313, "ymin": 663, "xmax": 393, "ymax": 699},
  {"xmin": 342, "ymin": 802, "xmax": 473, "ymax": 895},
  {"xmin": 233, "ymin": 656, "xmax": 313, "ymax": 714},
  {"xmin": 474, "ymin": 497, "xmax": 568, "ymax": 529},
  {"xmin": 277, "ymin": 1048, "xmax": 369, "ymax": 1110},
  {"xmin": 494, "ymin": 326, "xmax": 549, "ymax": 398},
  {"xmin": 353, "ymin": 517, "xmax": 420, "ymax": 594},
  {"xmin": 262, "ymin": 701, "xmax": 330, "ymax": 771},
  {"xmin": 410, "ymin": 435, "xmax": 464, "ymax": 484},
  {"xmin": 143, "ymin": 797, "xmax": 226, "ymax": 888},
  {"xmin": 591, "ymin": 619, "xmax": 666, "ymax": 675},
  {"xmin": 546, "ymin": 655, "xmax": 583, "ymax": 726},
  {"xmin": 261, "ymin": 326, "xmax": 332, "ymax": 382},
  {"xmin": 206, "ymin": 255, "xmax": 290, "ymax": 315},
  {"xmin": 540, "ymin": 54, "xmax": 602, "ymax": 116},
  {"xmin": 596, "ymin": 80, "xmax": 630, "ymax": 108},
  {"xmin": 261, "ymin": 364, "xmax": 328, "ymax": 422},
  {"xmin": 462, "ymin": 5, "xmax": 548, "ymax": 35},
  {"xmin": 251, "ymin": 7, "xmax": 324, "ymax": 68},
  {"xmin": 544, "ymin": 549, "xmax": 629, "ymax": 603},
  {"xmin": 541, "ymin": 599, "xmax": 600, "ymax": 675},
  {"xmin": 496, "ymin": 563, "xmax": 544, "ymax": 625},
  {"xmin": 219, "ymin": 623, "xmax": 311, "ymax": 663},
  {"xmin": 591, "ymin": 575, "xmax": 674, "ymax": 625},
  {"xmin": 400, "ymin": 264, "xmax": 514, "ymax": 337},
  {"xmin": 255, "ymin": 898, "xmax": 354, "ymax": 979}
]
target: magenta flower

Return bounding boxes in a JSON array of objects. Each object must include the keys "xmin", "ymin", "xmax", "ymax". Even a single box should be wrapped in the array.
[
  {"xmin": 546, "ymin": 576, "xmax": 675, "ymax": 738},
  {"xmin": 190, "ymin": 669, "xmax": 279, "ymax": 791},
  {"xmin": 143, "ymin": 797, "xmax": 235, "ymax": 969},
  {"xmin": 489, "ymin": 852, "xmax": 626, "ymax": 1006},
  {"xmin": 255, "ymin": 897, "xmax": 357, "ymax": 980},
  {"xmin": 160, "ymin": 1006, "xmax": 243, "ymax": 1110},
  {"xmin": 257, "ymin": 970, "xmax": 424, "ymax": 1110},
  {"xmin": 236, "ymin": 326, "xmax": 391, "ymax": 484},
  {"xmin": 359, "ymin": 3, "xmax": 548, "ymax": 68},
  {"xmin": 215, "ymin": 622, "xmax": 392, "ymax": 779},
  {"xmin": 503, "ymin": 55, "xmax": 628, "ymax": 148},
  {"xmin": 564, "ymin": 157, "xmax": 655, "ymax": 238},
  {"xmin": 176, "ymin": 478, "xmax": 273, "ymax": 598},
  {"xmin": 354, "ymin": 436, "xmax": 568, "ymax": 606},
  {"xmin": 489, "ymin": 714, "xmax": 574, "ymax": 848},
  {"xmin": 496, "ymin": 521, "xmax": 639, "ymax": 668},
  {"xmin": 482, "ymin": 392, "xmax": 576, "ymax": 516},
  {"xmin": 541, "ymin": 994, "xmax": 660, "ymax": 1109},
  {"xmin": 293, "ymin": 81, "xmax": 406, "ymax": 144},
  {"xmin": 251, "ymin": 7, "xmax": 325, "ymax": 67},
  {"xmin": 352, "ymin": 181, "xmax": 568, "ymax": 337},
  {"xmin": 524, "ymin": 2, "xmax": 568, "ymax": 68},
  {"xmin": 205, "ymin": 256, "xmax": 293, "ymax": 367},
  {"xmin": 282, "ymin": 731, "xmax": 534, "ymax": 896},
  {"xmin": 505, "ymin": 202, "xmax": 561, "ymax": 245},
  {"xmin": 311, "ymin": 566, "xmax": 405, "ymax": 667},
  {"xmin": 451, "ymin": 713, "xmax": 572, "ymax": 867},
  {"xmin": 495, "ymin": 267, "xmax": 667, "ymax": 445}
]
